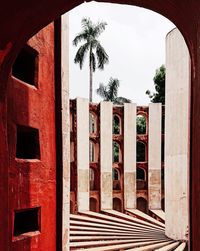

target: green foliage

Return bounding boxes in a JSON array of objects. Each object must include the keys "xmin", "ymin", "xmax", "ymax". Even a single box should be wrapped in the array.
[
  {"xmin": 96, "ymin": 77, "xmax": 131, "ymax": 105},
  {"xmin": 113, "ymin": 142, "xmax": 119, "ymax": 162},
  {"xmin": 113, "ymin": 115, "xmax": 120, "ymax": 134},
  {"xmin": 73, "ymin": 18, "xmax": 109, "ymax": 71},
  {"xmin": 146, "ymin": 65, "xmax": 165, "ymax": 104},
  {"xmin": 136, "ymin": 116, "xmax": 146, "ymax": 134}
]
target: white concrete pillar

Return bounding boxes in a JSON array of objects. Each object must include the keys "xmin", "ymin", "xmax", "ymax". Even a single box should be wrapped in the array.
[
  {"xmin": 100, "ymin": 101, "xmax": 113, "ymax": 210},
  {"xmin": 124, "ymin": 103, "xmax": 137, "ymax": 209},
  {"xmin": 165, "ymin": 28, "xmax": 190, "ymax": 240},
  {"xmin": 61, "ymin": 13, "xmax": 70, "ymax": 251},
  {"xmin": 148, "ymin": 103, "xmax": 162, "ymax": 210},
  {"xmin": 76, "ymin": 98, "xmax": 89, "ymax": 212}
]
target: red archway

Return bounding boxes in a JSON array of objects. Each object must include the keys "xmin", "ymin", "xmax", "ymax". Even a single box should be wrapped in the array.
[{"xmin": 0, "ymin": 1, "xmax": 200, "ymax": 250}]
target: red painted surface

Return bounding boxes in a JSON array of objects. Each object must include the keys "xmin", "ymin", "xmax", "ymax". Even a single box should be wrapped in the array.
[
  {"xmin": 6, "ymin": 23, "xmax": 56, "ymax": 251},
  {"xmin": 0, "ymin": 1, "xmax": 200, "ymax": 250}
]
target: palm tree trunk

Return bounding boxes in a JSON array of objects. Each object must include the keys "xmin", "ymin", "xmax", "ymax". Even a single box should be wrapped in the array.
[
  {"xmin": 89, "ymin": 62, "xmax": 93, "ymax": 102},
  {"xmin": 89, "ymin": 47, "xmax": 93, "ymax": 103}
]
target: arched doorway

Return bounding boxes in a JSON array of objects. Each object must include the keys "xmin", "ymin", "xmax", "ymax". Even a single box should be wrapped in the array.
[
  {"xmin": 113, "ymin": 197, "xmax": 122, "ymax": 212},
  {"xmin": 89, "ymin": 197, "xmax": 98, "ymax": 212},
  {"xmin": 0, "ymin": 1, "xmax": 199, "ymax": 250},
  {"xmin": 137, "ymin": 141, "xmax": 146, "ymax": 162},
  {"xmin": 89, "ymin": 167, "xmax": 96, "ymax": 191},
  {"xmin": 137, "ymin": 197, "xmax": 148, "ymax": 213},
  {"xmin": 136, "ymin": 114, "xmax": 147, "ymax": 134},
  {"xmin": 112, "ymin": 168, "xmax": 121, "ymax": 190},
  {"xmin": 113, "ymin": 141, "xmax": 121, "ymax": 163},
  {"xmin": 113, "ymin": 114, "xmax": 121, "ymax": 134},
  {"xmin": 136, "ymin": 167, "xmax": 145, "ymax": 180}
]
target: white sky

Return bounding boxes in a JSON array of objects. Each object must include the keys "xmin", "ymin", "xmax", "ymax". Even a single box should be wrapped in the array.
[{"xmin": 69, "ymin": 1, "xmax": 175, "ymax": 105}]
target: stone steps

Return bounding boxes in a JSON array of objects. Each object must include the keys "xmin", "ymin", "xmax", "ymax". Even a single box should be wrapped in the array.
[
  {"xmin": 102, "ymin": 210, "xmax": 165, "ymax": 229},
  {"xmin": 150, "ymin": 209, "xmax": 165, "ymax": 222},
  {"xmin": 127, "ymin": 241, "xmax": 174, "ymax": 250},
  {"xmin": 70, "ymin": 239, "xmax": 169, "ymax": 249},
  {"xmin": 155, "ymin": 241, "xmax": 181, "ymax": 250},
  {"xmin": 70, "ymin": 220, "xmax": 165, "ymax": 235},
  {"xmin": 72, "ymin": 240, "xmax": 170, "ymax": 251},
  {"xmin": 71, "ymin": 213, "xmax": 163, "ymax": 232},
  {"xmin": 79, "ymin": 211, "xmax": 164, "ymax": 231},
  {"xmin": 125, "ymin": 209, "xmax": 165, "ymax": 228},
  {"xmin": 173, "ymin": 243, "xmax": 187, "ymax": 251},
  {"xmin": 70, "ymin": 210, "xmax": 187, "ymax": 250},
  {"xmin": 70, "ymin": 235, "xmax": 167, "ymax": 242}
]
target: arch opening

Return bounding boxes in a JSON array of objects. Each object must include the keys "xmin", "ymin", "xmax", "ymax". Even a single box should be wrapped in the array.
[
  {"xmin": 113, "ymin": 114, "xmax": 121, "ymax": 135},
  {"xmin": 136, "ymin": 115, "xmax": 146, "ymax": 135},
  {"xmin": 137, "ymin": 141, "xmax": 146, "ymax": 162},
  {"xmin": 137, "ymin": 167, "xmax": 145, "ymax": 180},
  {"xmin": 113, "ymin": 197, "xmax": 122, "ymax": 212},
  {"xmin": 89, "ymin": 113, "xmax": 97, "ymax": 133},
  {"xmin": 89, "ymin": 167, "xmax": 97, "ymax": 191},
  {"xmin": 112, "ymin": 168, "xmax": 121, "ymax": 190},
  {"xmin": 113, "ymin": 141, "xmax": 121, "ymax": 163},
  {"xmin": 89, "ymin": 197, "xmax": 98, "ymax": 212},
  {"xmin": 137, "ymin": 197, "xmax": 148, "ymax": 213}
]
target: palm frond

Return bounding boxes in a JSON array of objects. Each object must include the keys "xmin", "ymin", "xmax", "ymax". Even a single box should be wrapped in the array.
[
  {"xmin": 96, "ymin": 42, "xmax": 109, "ymax": 69},
  {"xmin": 74, "ymin": 43, "xmax": 89, "ymax": 69},
  {"xmin": 96, "ymin": 83, "xmax": 109, "ymax": 100},
  {"xmin": 108, "ymin": 78, "xmax": 120, "ymax": 101},
  {"xmin": 114, "ymin": 96, "xmax": 131, "ymax": 105},
  {"xmin": 81, "ymin": 17, "xmax": 93, "ymax": 30},
  {"xmin": 72, "ymin": 32, "xmax": 88, "ymax": 46},
  {"xmin": 93, "ymin": 21, "xmax": 107, "ymax": 37}
]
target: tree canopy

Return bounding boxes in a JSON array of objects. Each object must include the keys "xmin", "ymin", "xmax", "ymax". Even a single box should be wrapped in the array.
[
  {"xmin": 136, "ymin": 115, "xmax": 146, "ymax": 134},
  {"xmin": 96, "ymin": 77, "xmax": 131, "ymax": 105},
  {"xmin": 146, "ymin": 65, "xmax": 165, "ymax": 104}
]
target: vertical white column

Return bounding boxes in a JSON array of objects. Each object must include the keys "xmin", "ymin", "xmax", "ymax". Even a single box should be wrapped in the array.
[
  {"xmin": 76, "ymin": 98, "xmax": 89, "ymax": 212},
  {"xmin": 165, "ymin": 28, "xmax": 190, "ymax": 240},
  {"xmin": 100, "ymin": 101, "xmax": 113, "ymax": 210},
  {"xmin": 148, "ymin": 103, "xmax": 162, "ymax": 210},
  {"xmin": 124, "ymin": 103, "xmax": 137, "ymax": 209},
  {"xmin": 61, "ymin": 13, "xmax": 70, "ymax": 251}
]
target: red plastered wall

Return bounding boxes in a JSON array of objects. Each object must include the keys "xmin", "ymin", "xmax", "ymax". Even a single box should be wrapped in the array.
[{"xmin": 7, "ymin": 23, "xmax": 56, "ymax": 251}]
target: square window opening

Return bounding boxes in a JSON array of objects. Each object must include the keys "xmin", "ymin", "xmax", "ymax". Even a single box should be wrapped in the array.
[
  {"xmin": 12, "ymin": 44, "xmax": 38, "ymax": 87},
  {"xmin": 13, "ymin": 207, "xmax": 41, "ymax": 236},
  {"xmin": 16, "ymin": 125, "xmax": 40, "ymax": 159}
]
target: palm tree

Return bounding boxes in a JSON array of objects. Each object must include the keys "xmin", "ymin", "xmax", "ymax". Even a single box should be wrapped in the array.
[
  {"xmin": 73, "ymin": 17, "xmax": 109, "ymax": 102},
  {"xmin": 96, "ymin": 77, "xmax": 131, "ymax": 105}
]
